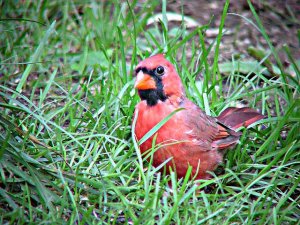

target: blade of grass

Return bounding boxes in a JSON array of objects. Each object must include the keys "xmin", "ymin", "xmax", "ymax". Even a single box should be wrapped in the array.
[{"xmin": 14, "ymin": 21, "xmax": 56, "ymax": 96}]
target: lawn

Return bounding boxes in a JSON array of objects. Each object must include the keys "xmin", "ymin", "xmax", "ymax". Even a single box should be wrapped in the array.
[{"xmin": 0, "ymin": 0, "xmax": 299, "ymax": 224}]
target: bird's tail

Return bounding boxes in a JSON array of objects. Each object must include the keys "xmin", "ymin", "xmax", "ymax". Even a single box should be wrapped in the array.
[{"xmin": 217, "ymin": 107, "xmax": 265, "ymax": 130}]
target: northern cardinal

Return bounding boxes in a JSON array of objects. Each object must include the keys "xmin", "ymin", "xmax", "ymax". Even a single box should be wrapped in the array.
[{"xmin": 133, "ymin": 54, "xmax": 265, "ymax": 180}]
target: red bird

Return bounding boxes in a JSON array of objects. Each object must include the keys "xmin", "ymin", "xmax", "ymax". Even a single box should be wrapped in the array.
[{"xmin": 133, "ymin": 54, "xmax": 264, "ymax": 180}]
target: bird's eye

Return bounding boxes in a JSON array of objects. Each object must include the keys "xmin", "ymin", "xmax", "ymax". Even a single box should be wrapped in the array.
[{"xmin": 155, "ymin": 66, "xmax": 165, "ymax": 76}]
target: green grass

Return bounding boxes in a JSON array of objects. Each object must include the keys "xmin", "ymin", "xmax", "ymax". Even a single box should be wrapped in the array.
[{"xmin": 0, "ymin": 0, "xmax": 299, "ymax": 224}]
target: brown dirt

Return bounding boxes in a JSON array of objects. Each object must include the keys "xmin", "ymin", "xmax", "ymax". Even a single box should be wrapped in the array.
[{"xmin": 166, "ymin": 0, "xmax": 300, "ymax": 63}]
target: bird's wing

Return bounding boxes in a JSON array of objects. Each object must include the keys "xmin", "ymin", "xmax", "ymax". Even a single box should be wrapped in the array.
[{"xmin": 182, "ymin": 99, "xmax": 240, "ymax": 151}]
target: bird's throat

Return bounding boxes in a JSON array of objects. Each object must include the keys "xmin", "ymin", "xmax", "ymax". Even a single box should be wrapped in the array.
[{"xmin": 138, "ymin": 89, "xmax": 167, "ymax": 106}]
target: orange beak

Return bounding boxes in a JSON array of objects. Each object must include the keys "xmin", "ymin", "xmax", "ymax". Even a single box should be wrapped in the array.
[{"xmin": 134, "ymin": 71, "xmax": 156, "ymax": 90}]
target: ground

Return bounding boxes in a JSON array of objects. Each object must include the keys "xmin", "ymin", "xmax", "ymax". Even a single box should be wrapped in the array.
[{"xmin": 166, "ymin": 0, "xmax": 299, "ymax": 61}]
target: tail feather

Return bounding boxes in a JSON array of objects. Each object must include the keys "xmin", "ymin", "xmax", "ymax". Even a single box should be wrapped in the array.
[
  {"xmin": 217, "ymin": 107, "xmax": 265, "ymax": 130},
  {"xmin": 212, "ymin": 135, "xmax": 240, "ymax": 150}
]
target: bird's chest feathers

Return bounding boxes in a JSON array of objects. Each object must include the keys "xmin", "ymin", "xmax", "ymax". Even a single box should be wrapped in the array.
[{"xmin": 135, "ymin": 101, "xmax": 184, "ymax": 148}]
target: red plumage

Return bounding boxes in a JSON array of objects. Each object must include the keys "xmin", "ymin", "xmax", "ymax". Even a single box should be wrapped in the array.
[{"xmin": 133, "ymin": 54, "xmax": 265, "ymax": 180}]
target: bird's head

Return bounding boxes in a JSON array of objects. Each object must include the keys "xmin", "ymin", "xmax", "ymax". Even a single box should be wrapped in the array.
[{"xmin": 134, "ymin": 54, "xmax": 185, "ymax": 106}]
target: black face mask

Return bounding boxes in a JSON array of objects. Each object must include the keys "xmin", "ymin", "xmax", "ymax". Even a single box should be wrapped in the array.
[{"xmin": 135, "ymin": 67, "xmax": 167, "ymax": 106}]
